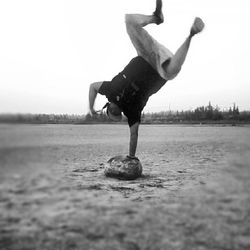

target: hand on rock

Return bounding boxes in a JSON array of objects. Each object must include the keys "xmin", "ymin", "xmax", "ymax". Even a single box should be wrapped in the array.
[{"xmin": 126, "ymin": 155, "xmax": 139, "ymax": 161}]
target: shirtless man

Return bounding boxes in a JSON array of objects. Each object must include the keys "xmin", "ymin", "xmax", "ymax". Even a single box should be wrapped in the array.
[{"xmin": 89, "ymin": 0, "xmax": 204, "ymax": 159}]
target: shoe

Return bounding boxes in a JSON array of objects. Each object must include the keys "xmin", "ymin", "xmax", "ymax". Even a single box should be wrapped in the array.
[
  {"xmin": 190, "ymin": 17, "xmax": 205, "ymax": 36},
  {"xmin": 153, "ymin": 0, "xmax": 164, "ymax": 25}
]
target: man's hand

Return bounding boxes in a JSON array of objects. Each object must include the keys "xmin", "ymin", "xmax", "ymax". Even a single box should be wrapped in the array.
[
  {"xmin": 126, "ymin": 155, "xmax": 139, "ymax": 161},
  {"xmin": 89, "ymin": 81, "xmax": 103, "ymax": 117},
  {"xmin": 90, "ymin": 108, "xmax": 103, "ymax": 116},
  {"xmin": 89, "ymin": 108, "xmax": 97, "ymax": 116}
]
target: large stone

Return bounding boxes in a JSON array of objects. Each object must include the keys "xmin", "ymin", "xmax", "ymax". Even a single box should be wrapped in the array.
[{"xmin": 104, "ymin": 155, "xmax": 143, "ymax": 180}]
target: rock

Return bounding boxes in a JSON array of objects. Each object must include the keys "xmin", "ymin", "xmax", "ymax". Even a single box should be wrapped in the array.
[{"xmin": 104, "ymin": 155, "xmax": 143, "ymax": 180}]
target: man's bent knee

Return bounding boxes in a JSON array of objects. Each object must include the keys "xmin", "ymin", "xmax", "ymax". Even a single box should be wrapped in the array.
[
  {"xmin": 125, "ymin": 14, "xmax": 133, "ymax": 25},
  {"xmin": 125, "ymin": 14, "xmax": 140, "ymax": 27}
]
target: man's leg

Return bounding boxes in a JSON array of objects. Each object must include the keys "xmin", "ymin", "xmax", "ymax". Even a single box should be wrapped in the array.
[
  {"xmin": 125, "ymin": 13, "xmax": 156, "ymax": 52},
  {"xmin": 164, "ymin": 17, "xmax": 205, "ymax": 79},
  {"xmin": 125, "ymin": 0, "xmax": 166, "ymax": 68},
  {"xmin": 125, "ymin": 14, "xmax": 160, "ymax": 60},
  {"xmin": 125, "ymin": 1, "xmax": 205, "ymax": 80}
]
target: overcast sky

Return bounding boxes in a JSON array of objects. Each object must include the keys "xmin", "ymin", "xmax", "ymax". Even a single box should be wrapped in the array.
[{"xmin": 0, "ymin": 0, "xmax": 249, "ymax": 114}]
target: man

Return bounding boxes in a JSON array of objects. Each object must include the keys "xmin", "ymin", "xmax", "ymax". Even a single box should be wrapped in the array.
[{"xmin": 89, "ymin": 0, "xmax": 204, "ymax": 159}]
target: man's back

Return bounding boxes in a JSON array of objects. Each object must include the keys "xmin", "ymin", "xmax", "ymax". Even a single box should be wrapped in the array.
[
  {"xmin": 98, "ymin": 56, "xmax": 167, "ymax": 126},
  {"xmin": 99, "ymin": 56, "xmax": 166, "ymax": 104}
]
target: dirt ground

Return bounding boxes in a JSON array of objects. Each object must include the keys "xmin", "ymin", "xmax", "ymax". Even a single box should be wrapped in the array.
[{"xmin": 0, "ymin": 124, "xmax": 250, "ymax": 250}]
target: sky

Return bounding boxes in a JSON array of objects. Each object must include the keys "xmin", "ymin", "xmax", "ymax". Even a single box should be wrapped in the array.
[{"xmin": 0, "ymin": 0, "xmax": 249, "ymax": 114}]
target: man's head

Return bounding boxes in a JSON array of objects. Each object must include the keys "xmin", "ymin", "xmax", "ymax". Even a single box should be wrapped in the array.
[{"xmin": 104, "ymin": 102, "xmax": 122, "ymax": 122}]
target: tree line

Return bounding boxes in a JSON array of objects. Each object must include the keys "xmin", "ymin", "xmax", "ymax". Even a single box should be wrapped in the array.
[
  {"xmin": 142, "ymin": 102, "xmax": 248, "ymax": 124},
  {"xmin": 0, "ymin": 102, "xmax": 250, "ymax": 124}
]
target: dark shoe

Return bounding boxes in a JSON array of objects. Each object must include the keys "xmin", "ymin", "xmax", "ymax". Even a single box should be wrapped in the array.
[{"xmin": 153, "ymin": 0, "xmax": 164, "ymax": 25}]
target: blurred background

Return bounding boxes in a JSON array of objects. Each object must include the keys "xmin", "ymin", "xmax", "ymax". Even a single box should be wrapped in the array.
[{"xmin": 0, "ymin": 0, "xmax": 249, "ymax": 114}]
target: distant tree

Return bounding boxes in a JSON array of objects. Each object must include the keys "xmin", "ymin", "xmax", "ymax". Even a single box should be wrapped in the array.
[
  {"xmin": 205, "ymin": 101, "xmax": 213, "ymax": 120},
  {"xmin": 229, "ymin": 107, "xmax": 233, "ymax": 115}
]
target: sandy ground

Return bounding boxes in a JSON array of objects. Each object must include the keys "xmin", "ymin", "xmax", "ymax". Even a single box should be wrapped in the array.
[{"xmin": 0, "ymin": 124, "xmax": 250, "ymax": 250}]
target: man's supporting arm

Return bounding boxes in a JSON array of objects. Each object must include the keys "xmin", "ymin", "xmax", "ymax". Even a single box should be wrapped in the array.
[
  {"xmin": 88, "ymin": 82, "xmax": 103, "ymax": 114},
  {"xmin": 129, "ymin": 122, "xmax": 139, "ymax": 157}
]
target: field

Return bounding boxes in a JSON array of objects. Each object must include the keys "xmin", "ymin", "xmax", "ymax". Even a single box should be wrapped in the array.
[{"xmin": 0, "ymin": 124, "xmax": 250, "ymax": 250}]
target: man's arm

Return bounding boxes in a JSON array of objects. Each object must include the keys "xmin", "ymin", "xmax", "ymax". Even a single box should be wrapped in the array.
[
  {"xmin": 129, "ymin": 122, "xmax": 139, "ymax": 157},
  {"xmin": 88, "ymin": 82, "xmax": 103, "ymax": 114}
]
